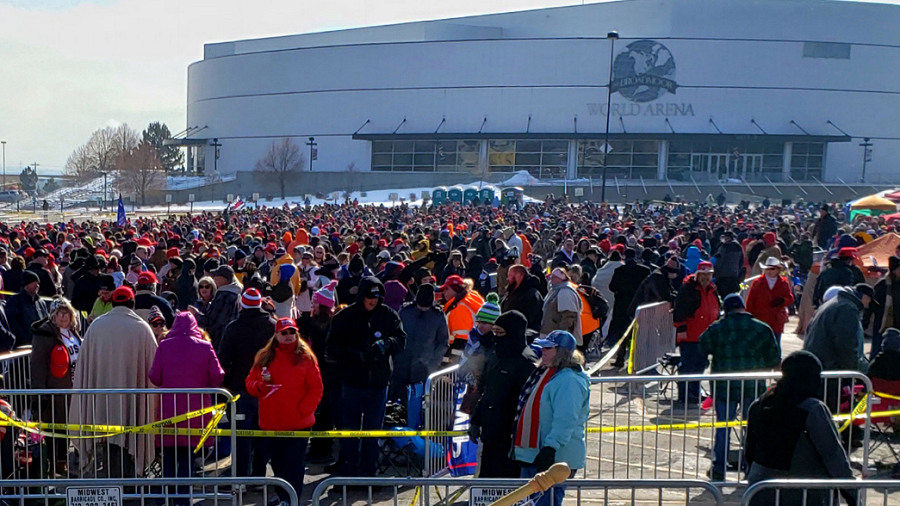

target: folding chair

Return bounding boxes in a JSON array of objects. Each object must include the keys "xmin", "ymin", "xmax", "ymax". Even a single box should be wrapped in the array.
[
  {"xmin": 376, "ymin": 428, "xmax": 424, "ymax": 476},
  {"xmin": 867, "ymin": 378, "xmax": 900, "ymax": 469}
]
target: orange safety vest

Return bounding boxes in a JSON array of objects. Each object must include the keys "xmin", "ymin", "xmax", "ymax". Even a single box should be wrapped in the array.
[
  {"xmin": 579, "ymin": 291, "xmax": 601, "ymax": 336},
  {"xmin": 444, "ymin": 290, "xmax": 485, "ymax": 342}
]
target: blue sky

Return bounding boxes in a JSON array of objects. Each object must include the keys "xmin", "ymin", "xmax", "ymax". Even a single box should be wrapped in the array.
[{"xmin": 1, "ymin": 0, "xmax": 897, "ymax": 174}]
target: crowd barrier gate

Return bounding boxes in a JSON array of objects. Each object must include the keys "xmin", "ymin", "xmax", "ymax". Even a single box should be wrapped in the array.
[
  {"xmin": 422, "ymin": 364, "xmax": 460, "ymax": 477},
  {"xmin": 742, "ymin": 479, "xmax": 900, "ymax": 505},
  {"xmin": 584, "ymin": 371, "xmax": 872, "ymax": 486},
  {"xmin": 0, "ymin": 388, "xmax": 238, "ymax": 483},
  {"xmin": 0, "ymin": 349, "xmax": 32, "ymax": 409},
  {"xmin": 629, "ymin": 301, "xmax": 675, "ymax": 374},
  {"xmin": 311, "ymin": 477, "xmax": 724, "ymax": 506},
  {"xmin": 0, "ymin": 476, "xmax": 297, "ymax": 506}
]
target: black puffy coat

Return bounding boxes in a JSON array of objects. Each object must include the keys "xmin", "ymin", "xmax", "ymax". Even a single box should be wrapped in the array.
[
  {"xmin": 326, "ymin": 276, "xmax": 406, "ymax": 389},
  {"xmin": 500, "ymin": 274, "xmax": 544, "ymax": 332},
  {"xmin": 470, "ymin": 311, "xmax": 535, "ymax": 472},
  {"xmin": 217, "ymin": 307, "xmax": 276, "ymax": 393}
]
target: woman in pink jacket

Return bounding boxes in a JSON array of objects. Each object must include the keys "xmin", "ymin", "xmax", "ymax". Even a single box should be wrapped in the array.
[{"xmin": 148, "ymin": 312, "xmax": 225, "ymax": 505}]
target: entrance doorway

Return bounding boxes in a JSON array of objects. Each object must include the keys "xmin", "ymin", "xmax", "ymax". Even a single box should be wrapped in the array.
[{"xmin": 690, "ymin": 153, "xmax": 764, "ymax": 180}]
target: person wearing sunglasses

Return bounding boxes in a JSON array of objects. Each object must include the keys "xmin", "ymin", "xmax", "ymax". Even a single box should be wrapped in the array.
[
  {"xmin": 246, "ymin": 317, "xmax": 323, "ymax": 503},
  {"xmin": 147, "ymin": 306, "xmax": 168, "ymax": 343}
]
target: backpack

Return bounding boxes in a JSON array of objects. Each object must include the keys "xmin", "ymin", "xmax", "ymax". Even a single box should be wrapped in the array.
[
  {"xmin": 578, "ymin": 284, "xmax": 609, "ymax": 323},
  {"xmin": 271, "ymin": 264, "xmax": 296, "ymax": 303}
]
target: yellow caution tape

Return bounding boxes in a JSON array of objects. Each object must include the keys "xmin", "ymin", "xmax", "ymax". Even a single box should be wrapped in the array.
[
  {"xmin": 3, "ymin": 391, "xmax": 898, "ymax": 439},
  {"xmin": 626, "ymin": 321, "xmax": 638, "ymax": 375},
  {"xmin": 0, "ymin": 398, "xmax": 230, "ymax": 443}
]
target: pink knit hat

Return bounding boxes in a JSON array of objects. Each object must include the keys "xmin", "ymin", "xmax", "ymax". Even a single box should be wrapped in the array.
[{"xmin": 314, "ymin": 280, "xmax": 338, "ymax": 308}]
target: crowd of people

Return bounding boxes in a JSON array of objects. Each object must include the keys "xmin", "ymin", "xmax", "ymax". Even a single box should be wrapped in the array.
[{"xmin": 0, "ymin": 194, "xmax": 898, "ymax": 502}]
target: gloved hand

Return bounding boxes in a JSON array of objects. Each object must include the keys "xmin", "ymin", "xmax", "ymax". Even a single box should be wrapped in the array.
[
  {"xmin": 533, "ymin": 446, "xmax": 556, "ymax": 472},
  {"xmin": 369, "ymin": 339, "xmax": 387, "ymax": 356},
  {"xmin": 467, "ymin": 424, "xmax": 481, "ymax": 442},
  {"xmin": 770, "ymin": 297, "xmax": 785, "ymax": 308}
]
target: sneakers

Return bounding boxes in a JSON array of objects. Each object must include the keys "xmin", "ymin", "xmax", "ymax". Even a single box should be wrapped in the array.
[{"xmin": 669, "ymin": 402, "xmax": 701, "ymax": 414}]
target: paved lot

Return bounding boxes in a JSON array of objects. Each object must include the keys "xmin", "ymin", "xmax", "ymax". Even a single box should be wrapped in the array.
[{"xmin": 235, "ymin": 318, "xmax": 899, "ymax": 505}]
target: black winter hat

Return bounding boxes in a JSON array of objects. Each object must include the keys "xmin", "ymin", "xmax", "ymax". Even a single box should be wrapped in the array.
[
  {"xmin": 99, "ymin": 274, "xmax": 116, "ymax": 291},
  {"xmin": 493, "ymin": 310, "xmax": 528, "ymax": 340},
  {"xmin": 22, "ymin": 269, "xmax": 40, "ymax": 287},
  {"xmin": 349, "ymin": 255, "xmax": 365, "ymax": 275},
  {"xmin": 416, "ymin": 284, "xmax": 436, "ymax": 308}
]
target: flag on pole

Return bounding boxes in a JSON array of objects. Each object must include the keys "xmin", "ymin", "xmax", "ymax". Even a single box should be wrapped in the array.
[
  {"xmin": 229, "ymin": 195, "xmax": 245, "ymax": 211},
  {"xmin": 117, "ymin": 195, "xmax": 127, "ymax": 227}
]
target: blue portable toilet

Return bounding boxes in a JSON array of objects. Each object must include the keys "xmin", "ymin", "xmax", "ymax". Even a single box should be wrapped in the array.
[
  {"xmin": 478, "ymin": 186, "xmax": 496, "ymax": 204},
  {"xmin": 447, "ymin": 186, "xmax": 464, "ymax": 203},
  {"xmin": 463, "ymin": 187, "xmax": 479, "ymax": 205},
  {"xmin": 432, "ymin": 187, "xmax": 448, "ymax": 205},
  {"xmin": 501, "ymin": 187, "xmax": 524, "ymax": 206}
]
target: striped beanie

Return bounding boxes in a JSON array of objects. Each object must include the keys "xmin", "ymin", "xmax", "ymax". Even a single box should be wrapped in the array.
[
  {"xmin": 240, "ymin": 288, "xmax": 262, "ymax": 309},
  {"xmin": 314, "ymin": 280, "xmax": 338, "ymax": 309},
  {"xmin": 147, "ymin": 305, "xmax": 165, "ymax": 324},
  {"xmin": 475, "ymin": 292, "xmax": 501, "ymax": 324}
]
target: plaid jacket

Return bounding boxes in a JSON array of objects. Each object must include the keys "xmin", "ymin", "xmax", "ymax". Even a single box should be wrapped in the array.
[{"xmin": 699, "ymin": 311, "xmax": 781, "ymax": 398}]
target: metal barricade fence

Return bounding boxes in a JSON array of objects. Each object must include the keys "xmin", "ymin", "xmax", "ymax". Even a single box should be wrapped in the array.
[
  {"xmin": 0, "ymin": 348, "xmax": 33, "ymax": 415},
  {"xmin": 629, "ymin": 301, "xmax": 675, "ymax": 374},
  {"xmin": 0, "ymin": 388, "xmax": 237, "ymax": 484},
  {"xmin": 584, "ymin": 371, "xmax": 871, "ymax": 486},
  {"xmin": 422, "ymin": 364, "xmax": 460, "ymax": 477},
  {"xmin": 311, "ymin": 477, "xmax": 724, "ymax": 506},
  {"xmin": 742, "ymin": 479, "xmax": 900, "ymax": 505},
  {"xmin": 0, "ymin": 476, "xmax": 297, "ymax": 506}
]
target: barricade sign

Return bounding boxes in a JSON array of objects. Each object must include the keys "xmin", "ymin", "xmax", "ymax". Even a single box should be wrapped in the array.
[
  {"xmin": 469, "ymin": 487, "xmax": 522, "ymax": 506},
  {"xmin": 66, "ymin": 486, "xmax": 121, "ymax": 506}
]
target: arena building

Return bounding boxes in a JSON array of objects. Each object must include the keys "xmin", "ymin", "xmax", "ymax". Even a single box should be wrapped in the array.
[{"xmin": 179, "ymin": 0, "xmax": 900, "ymax": 187}]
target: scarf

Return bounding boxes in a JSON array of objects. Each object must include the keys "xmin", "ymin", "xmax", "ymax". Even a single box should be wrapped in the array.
[{"xmin": 513, "ymin": 367, "xmax": 557, "ymax": 450}]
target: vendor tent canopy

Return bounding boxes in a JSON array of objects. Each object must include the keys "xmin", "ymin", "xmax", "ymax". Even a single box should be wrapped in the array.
[
  {"xmin": 857, "ymin": 232, "xmax": 900, "ymax": 268},
  {"xmin": 881, "ymin": 211, "xmax": 900, "ymax": 222},
  {"xmin": 883, "ymin": 190, "xmax": 900, "ymax": 203},
  {"xmin": 849, "ymin": 195, "xmax": 897, "ymax": 220}
]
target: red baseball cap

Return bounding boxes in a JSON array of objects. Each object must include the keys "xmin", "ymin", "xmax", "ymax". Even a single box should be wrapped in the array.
[
  {"xmin": 439, "ymin": 275, "xmax": 466, "ymax": 292},
  {"xmin": 137, "ymin": 271, "xmax": 158, "ymax": 285},
  {"xmin": 111, "ymin": 286, "xmax": 135, "ymax": 303},
  {"xmin": 838, "ymin": 247, "xmax": 858, "ymax": 259},
  {"xmin": 275, "ymin": 317, "xmax": 298, "ymax": 333},
  {"xmin": 695, "ymin": 261, "xmax": 714, "ymax": 274}
]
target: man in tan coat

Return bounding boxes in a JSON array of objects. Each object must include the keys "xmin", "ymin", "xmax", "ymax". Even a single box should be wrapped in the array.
[{"xmin": 69, "ymin": 286, "xmax": 159, "ymax": 477}]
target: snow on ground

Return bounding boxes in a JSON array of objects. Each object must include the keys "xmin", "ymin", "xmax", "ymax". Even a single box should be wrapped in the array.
[
  {"xmin": 134, "ymin": 172, "xmax": 545, "ymax": 213},
  {"xmin": 166, "ymin": 175, "xmax": 236, "ymax": 190}
]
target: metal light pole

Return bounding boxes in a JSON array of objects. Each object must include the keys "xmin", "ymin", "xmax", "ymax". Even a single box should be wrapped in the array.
[
  {"xmin": 211, "ymin": 138, "xmax": 222, "ymax": 175},
  {"xmin": 306, "ymin": 137, "xmax": 317, "ymax": 172},
  {"xmin": 600, "ymin": 31, "xmax": 619, "ymax": 203},
  {"xmin": 1, "ymin": 141, "xmax": 6, "ymax": 188},
  {"xmin": 859, "ymin": 137, "xmax": 873, "ymax": 182}
]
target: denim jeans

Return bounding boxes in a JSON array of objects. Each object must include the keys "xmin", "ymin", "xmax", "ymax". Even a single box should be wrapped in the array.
[
  {"xmin": 520, "ymin": 465, "xmax": 573, "ymax": 506},
  {"xmin": 338, "ymin": 385, "xmax": 388, "ymax": 476},
  {"xmin": 234, "ymin": 395, "xmax": 268, "ymax": 477},
  {"xmin": 160, "ymin": 446, "xmax": 194, "ymax": 506},
  {"xmin": 677, "ymin": 342, "xmax": 708, "ymax": 404},
  {"xmin": 711, "ymin": 393, "xmax": 756, "ymax": 476}
]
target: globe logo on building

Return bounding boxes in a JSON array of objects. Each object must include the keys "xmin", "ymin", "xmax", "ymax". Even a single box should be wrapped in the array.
[{"xmin": 610, "ymin": 40, "xmax": 677, "ymax": 103}]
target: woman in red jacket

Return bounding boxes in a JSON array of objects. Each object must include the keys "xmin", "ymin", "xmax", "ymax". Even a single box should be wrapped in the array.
[
  {"xmin": 246, "ymin": 317, "xmax": 323, "ymax": 500},
  {"xmin": 745, "ymin": 257, "xmax": 795, "ymax": 346}
]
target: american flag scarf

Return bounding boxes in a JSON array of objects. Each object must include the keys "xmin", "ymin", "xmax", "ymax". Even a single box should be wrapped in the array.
[{"xmin": 513, "ymin": 367, "xmax": 557, "ymax": 450}]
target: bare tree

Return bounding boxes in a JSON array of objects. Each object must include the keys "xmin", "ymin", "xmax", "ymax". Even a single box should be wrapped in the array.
[
  {"xmin": 254, "ymin": 138, "xmax": 305, "ymax": 199},
  {"xmin": 65, "ymin": 144, "xmax": 95, "ymax": 183},
  {"xmin": 115, "ymin": 141, "xmax": 165, "ymax": 205},
  {"xmin": 65, "ymin": 124, "xmax": 141, "ymax": 183}
]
